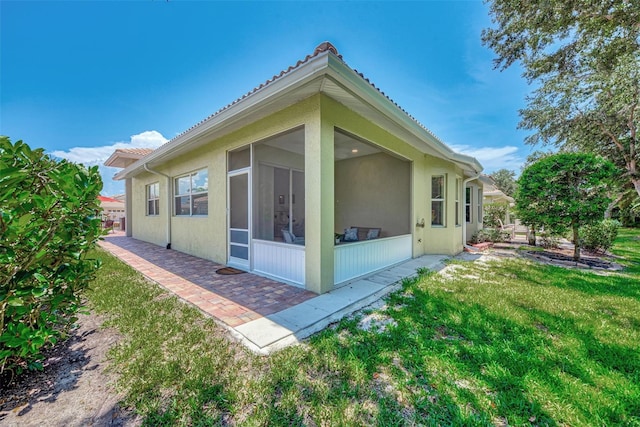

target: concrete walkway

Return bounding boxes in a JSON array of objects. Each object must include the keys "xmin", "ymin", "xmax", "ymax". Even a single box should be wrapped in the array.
[
  {"xmin": 232, "ymin": 255, "xmax": 449, "ymax": 354},
  {"xmin": 99, "ymin": 232, "xmax": 448, "ymax": 354}
]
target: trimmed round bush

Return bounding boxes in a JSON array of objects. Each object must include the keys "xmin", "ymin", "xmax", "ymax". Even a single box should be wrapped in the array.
[{"xmin": 579, "ymin": 219, "xmax": 621, "ymax": 254}]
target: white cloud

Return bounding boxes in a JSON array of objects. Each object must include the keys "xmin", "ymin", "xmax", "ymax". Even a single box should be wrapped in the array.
[
  {"xmin": 50, "ymin": 130, "xmax": 168, "ymax": 196},
  {"xmin": 449, "ymin": 144, "xmax": 524, "ymax": 174},
  {"xmin": 50, "ymin": 130, "xmax": 167, "ymax": 165}
]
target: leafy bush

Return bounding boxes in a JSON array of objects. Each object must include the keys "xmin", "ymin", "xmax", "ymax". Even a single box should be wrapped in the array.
[
  {"xmin": 538, "ymin": 232, "xmax": 561, "ymax": 249},
  {"xmin": 580, "ymin": 219, "xmax": 621, "ymax": 253},
  {"xmin": 483, "ymin": 203, "xmax": 509, "ymax": 228},
  {"xmin": 0, "ymin": 137, "xmax": 103, "ymax": 378},
  {"xmin": 470, "ymin": 228, "xmax": 511, "ymax": 244}
]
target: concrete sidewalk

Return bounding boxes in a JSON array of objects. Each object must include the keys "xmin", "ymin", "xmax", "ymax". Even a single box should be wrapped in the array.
[{"xmin": 232, "ymin": 255, "xmax": 449, "ymax": 354}]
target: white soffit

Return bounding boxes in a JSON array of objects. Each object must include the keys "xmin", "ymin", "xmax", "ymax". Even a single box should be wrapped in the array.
[{"xmin": 319, "ymin": 78, "xmax": 444, "ymax": 159}]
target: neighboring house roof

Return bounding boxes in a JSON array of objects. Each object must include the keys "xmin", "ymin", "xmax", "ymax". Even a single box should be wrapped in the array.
[
  {"xmin": 98, "ymin": 195, "xmax": 126, "ymax": 212},
  {"xmin": 482, "ymin": 180, "xmax": 514, "ymax": 204},
  {"xmin": 114, "ymin": 41, "xmax": 483, "ymax": 180},
  {"xmin": 105, "ymin": 148, "xmax": 155, "ymax": 168},
  {"xmin": 98, "ymin": 195, "xmax": 122, "ymax": 203}
]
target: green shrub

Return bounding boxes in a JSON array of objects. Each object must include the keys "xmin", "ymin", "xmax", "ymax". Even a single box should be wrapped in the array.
[
  {"xmin": 470, "ymin": 228, "xmax": 510, "ymax": 244},
  {"xmin": 580, "ymin": 219, "xmax": 621, "ymax": 253},
  {"xmin": 0, "ymin": 137, "xmax": 103, "ymax": 378},
  {"xmin": 483, "ymin": 203, "xmax": 509, "ymax": 228},
  {"xmin": 538, "ymin": 231, "xmax": 561, "ymax": 249}
]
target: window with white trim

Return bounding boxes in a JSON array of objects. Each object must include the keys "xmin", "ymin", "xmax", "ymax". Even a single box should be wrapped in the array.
[
  {"xmin": 431, "ymin": 175, "xmax": 446, "ymax": 226},
  {"xmin": 146, "ymin": 182, "xmax": 159, "ymax": 216},
  {"xmin": 465, "ymin": 187, "xmax": 472, "ymax": 223},
  {"xmin": 478, "ymin": 188, "xmax": 483, "ymax": 223},
  {"xmin": 455, "ymin": 178, "xmax": 461, "ymax": 226},
  {"xmin": 174, "ymin": 169, "xmax": 208, "ymax": 216}
]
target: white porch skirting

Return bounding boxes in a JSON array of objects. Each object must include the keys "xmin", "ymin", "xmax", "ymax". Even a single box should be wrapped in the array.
[
  {"xmin": 252, "ymin": 240, "xmax": 305, "ymax": 287},
  {"xmin": 334, "ymin": 234, "xmax": 412, "ymax": 285}
]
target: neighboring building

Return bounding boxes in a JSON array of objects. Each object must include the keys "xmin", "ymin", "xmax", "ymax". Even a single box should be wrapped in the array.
[
  {"xmin": 106, "ymin": 42, "xmax": 484, "ymax": 294},
  {"xmin": 112, "ymin": 193, "xmax": 126, "ymax": 203},
  {"xmin": 482, "ymin": 175, "xmax": 514, "ymax": 224},
  {"xmin": 104, "ymin": 148, "xmax": 155, "ymax": 168},
  {"xmin": 98, "ymin": 195, "xmax": 125, "ymax": 221}
]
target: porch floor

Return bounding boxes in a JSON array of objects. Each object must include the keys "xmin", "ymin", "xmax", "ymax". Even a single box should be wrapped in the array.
[{"xmin": 99, "ymin": 232, "xmax": 449, "ymax": 354}]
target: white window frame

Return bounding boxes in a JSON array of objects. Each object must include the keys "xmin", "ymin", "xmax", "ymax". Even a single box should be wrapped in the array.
[
  {"xmin": 146, "ymin": 182, "xmax": 160, "ymax": 216},
  {"xmin": 478, "ymin": 188, "xmax": 483, "ymax": 224},
  {"xmin": 431, "ymin": 175, "xmax": 446, "ymax": 227},
  {"xmin": 455, "ymin": 177, "xmax": 461, "ymax": 226},
  {"xmin": 466, "ymin": 187, "xmax": 472, "ymax": 223},
  {"xmin": 174, "ymin": 168, "xmax": 208, "ymax": 216}
]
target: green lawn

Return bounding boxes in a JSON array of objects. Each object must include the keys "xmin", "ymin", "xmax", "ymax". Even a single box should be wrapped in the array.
[{"xmin": 88, "ymin": 229, "xmax": 640, "ymax": 426}]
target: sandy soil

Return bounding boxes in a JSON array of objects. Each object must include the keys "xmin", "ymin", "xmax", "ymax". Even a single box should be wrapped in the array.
[{"xmin": 0, "ymin": 312, "xmax": 139, "ymax": 427}]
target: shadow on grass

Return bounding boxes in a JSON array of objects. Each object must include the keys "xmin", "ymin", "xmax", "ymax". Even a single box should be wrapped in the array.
[
  {"xmin": 611, "ymin": 228, "xmax": 640, "ymax": 276},
  {"xmin": 87, "ymin": 233, "xmax": 640, "ymax": 426},
  {"xmin": 274, "ymin": 273, "xmax": 640, "ymax": 426}
]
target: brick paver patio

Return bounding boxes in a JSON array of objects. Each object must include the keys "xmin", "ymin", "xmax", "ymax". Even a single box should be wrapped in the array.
[{"xmin": 98, "ymin": 232, "xmax": 316, "ymax": 327}]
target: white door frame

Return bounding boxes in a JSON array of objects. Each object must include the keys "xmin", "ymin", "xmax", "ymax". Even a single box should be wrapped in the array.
[{"xmin": 227, "ymin": 167, "xmax": 251, "ymax": 269}]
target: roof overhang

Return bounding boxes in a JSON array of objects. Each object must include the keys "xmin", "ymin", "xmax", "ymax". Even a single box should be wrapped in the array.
[
  {"xmin": 115, "ymin": 50, "xmax": 483, "ymax": 180},
  {"xmin": 105, "ymin": 150, "xmax": 150, "ymax": 168}
]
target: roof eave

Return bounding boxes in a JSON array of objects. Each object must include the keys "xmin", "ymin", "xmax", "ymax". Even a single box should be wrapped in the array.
[
  {"xmin": 323, "ymin": 55, "xmax": 483, "ymax": 175},
  {"xmin": 115, "ymin": 52, "xmax": 333, "ymax": 180},
  {"xmin": 115, "ymin": 49, "xmax": 483, "ymax": 180}
]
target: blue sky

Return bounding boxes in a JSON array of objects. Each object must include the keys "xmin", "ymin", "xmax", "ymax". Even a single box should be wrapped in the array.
[{"xmin": 1, "ymin": 1, "xmax": 533, "ymax": 195}]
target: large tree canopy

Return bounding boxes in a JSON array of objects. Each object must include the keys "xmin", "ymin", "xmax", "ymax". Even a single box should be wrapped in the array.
[
  {"xmin": 490, "ymin": 168, "xmax": 517, "ymax": 197},
  {"xmin": 515, "ymin": 152, "xmax": 616, "ymax": 260},
  {"xmin": 482, "ymin": 0, "xmax": 640, "ymax": 198}
]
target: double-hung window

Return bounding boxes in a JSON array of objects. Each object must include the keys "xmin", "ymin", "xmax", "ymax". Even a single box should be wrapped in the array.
[
  {"xmin": 455, "ymin": 178, "xmax": 461, "ymax": 226},
  {"xmin": 146, "ymin": 182, "xmax": 159, "ymax": 216},
  {"xmin": 174, "ymin": 169, "xmax": 208, "ymax": 216},
  {"xmin": 465, "ymin": 187, "xmax": 472, "ymax": 223},
  {"xmin": 431, "ymin": 175, "xmax": 446, "ymax": 226}
]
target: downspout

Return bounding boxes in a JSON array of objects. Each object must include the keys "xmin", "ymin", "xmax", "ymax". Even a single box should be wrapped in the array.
[
  {"xmin": 462, "ymin": 173, "xmax": 480, "ymax": 250},
  {"xmin": 144, "ymin": 164, "xmax": 172, "ymax": 249}
]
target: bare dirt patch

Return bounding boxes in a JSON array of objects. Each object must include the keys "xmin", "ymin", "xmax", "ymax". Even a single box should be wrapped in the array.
[
  {"xmin": 0, "ymin": 312, "xmax": 139, "ymax": 427},
  {"xmin": 492, "ymin": 242, "xmax": 623, "ymax": 271},
  {"xmin": 523, "ymin": 249, "xmax": 623, "ymax": 270}
]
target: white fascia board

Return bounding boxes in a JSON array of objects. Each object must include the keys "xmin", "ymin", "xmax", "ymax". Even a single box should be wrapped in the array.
[
  {"xmin": 115, "ymin": 52, "xmax": 334, "ymax": 180},
  {"xmin": 324, "ymin": 56, "xmax": 483, "ymax": 174}
]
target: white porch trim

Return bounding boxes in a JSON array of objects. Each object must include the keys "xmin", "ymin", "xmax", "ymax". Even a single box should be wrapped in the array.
[
  {"xmin": 334, "ymin": 234, "xmax": 412, "ymax": 285},
  {"xmin": 252, "ymin": 239, "xmax": 306, "ymax": 287}
]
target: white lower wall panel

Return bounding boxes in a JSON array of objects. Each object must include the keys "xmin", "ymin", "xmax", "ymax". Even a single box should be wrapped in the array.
[
  {"xmin": 252, "ymin": 240, "xmax": 305, "ymax": 287},
  {"xmin": 334, "ymin": 234, "xmax": 412, "ymax": 285}
]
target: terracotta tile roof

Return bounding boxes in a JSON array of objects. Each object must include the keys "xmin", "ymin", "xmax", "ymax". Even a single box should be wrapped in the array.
[
  {"xmin": 115, "ymin": 148, "xmax": 155, "ymax": 156},
  {"xmin": 98, "ymin": 195, "xmax": 123, "ymax": 203},
  {"xmin": 168, "ymin": 41, "xmax": 442, "ymax": 145}
]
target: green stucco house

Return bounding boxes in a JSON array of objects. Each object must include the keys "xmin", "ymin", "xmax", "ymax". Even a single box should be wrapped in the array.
[{"xmin": 106, "ymin": 42, "xmax": 484, "ymax": 294}]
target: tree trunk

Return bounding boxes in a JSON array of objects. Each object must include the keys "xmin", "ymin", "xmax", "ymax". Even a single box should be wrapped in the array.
[
  {"xmin": 573, "ymin": 224, "xmax": 580, "ymax": 261},
  {"xmin": 528, "ymin": 227, "xmax": 536, "ymax": 246},
  {"xmin": 604, "ymin": 193, "xmax": 624, "ymax": 219},
  {"xmin": 633, "ymin": 178, "xmax": 640, "ymax": 200}
]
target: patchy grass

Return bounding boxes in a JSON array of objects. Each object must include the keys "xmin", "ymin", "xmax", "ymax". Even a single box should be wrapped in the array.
[{"xmin": 87, "ymin": 228, "xmax": 640, "ymax": 426}]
